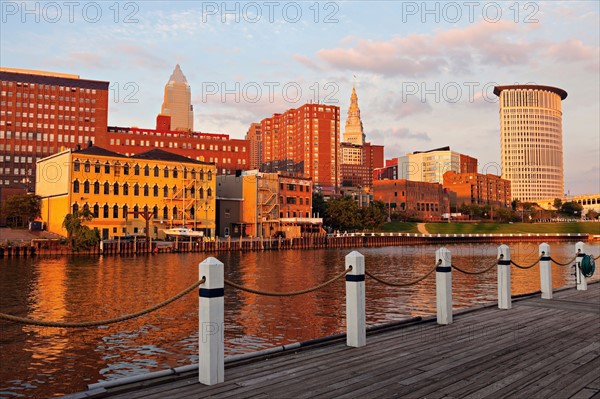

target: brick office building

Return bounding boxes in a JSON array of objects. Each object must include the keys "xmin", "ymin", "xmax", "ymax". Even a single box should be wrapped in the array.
[
  {"xmin": 373, "ymin": 179, "xmax": 449, "ymax": 221},
  {"xmin": 0, "ymin": 67, "xmax": 109, "ymax": 190}
]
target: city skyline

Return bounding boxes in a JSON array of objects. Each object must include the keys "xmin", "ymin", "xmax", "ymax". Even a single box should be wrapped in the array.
[{"xmin": 1, "ymin": 1, "xmax": 598, "ymax": 195}]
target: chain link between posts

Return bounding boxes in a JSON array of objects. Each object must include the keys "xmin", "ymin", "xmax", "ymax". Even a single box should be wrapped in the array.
[
  {"xmin": 510, "ymin": 256, "xmax": 542, "ymax": 269},
  {"xmin": 224, "ymin": 267, "xmax": 351, "ymax": 297},
  {"xmin": 549, "ymin": 253, "xmax": 579, "ymax": 266},
  {"xmin": 364, "ymin": 260, "xmax": 441, "ymax": 287},
  {"xmin": 0, "ymin": 278, "xmax": 206, "ymax": 328}
]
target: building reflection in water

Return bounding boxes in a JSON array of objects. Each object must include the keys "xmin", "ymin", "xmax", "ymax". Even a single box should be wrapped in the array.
[{"xmin": 0, "ymin": 242, "xmax": 596, "ymax": 398}]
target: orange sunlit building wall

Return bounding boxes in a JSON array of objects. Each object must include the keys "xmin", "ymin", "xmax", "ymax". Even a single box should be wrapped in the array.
[
  {"xmin": 443, "ymin": 171, "xmax": 511, "ymax": 208},
  {"xmin": 373, "ymin": 179, "xmax": 448, "ymax": 221},
  {"xmin": 256, "ymin": 104, "xmax": 340, "ymax": 190},
  {"xmin": 246, "ymin": 122, "xmax": 262, "ymax": 170}
]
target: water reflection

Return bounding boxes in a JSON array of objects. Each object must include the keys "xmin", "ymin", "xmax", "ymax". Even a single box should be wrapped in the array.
[{"xmin": 0, "ymin": 242, "xmax": 597, "ymax": 398}]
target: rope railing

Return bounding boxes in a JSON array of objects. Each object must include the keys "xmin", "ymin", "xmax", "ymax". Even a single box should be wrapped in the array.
[
  {"xmin": 364, "ymin": 260, "xmax": 441, "ymax": 287},
  {"xmin": 593, "ymin": 254, "xmax": 600, "ymax": 261},
  {"xmin": 549, "ymin": 252, "xmax": 579, "ymax": 266},
  {"xmin": 510, "ymin": 256, "xmax": 542, "ymax": 270},
  {"xmin": 451, "ymin": 257, "xmax": 500, "ymax": 275},
  {"xmin": 223, "ymin": 267, "xmax": 351, "ymax": 296},
  {"xmin": 0, "ymin": 278, "xmax": 206, "ymax": 328}
]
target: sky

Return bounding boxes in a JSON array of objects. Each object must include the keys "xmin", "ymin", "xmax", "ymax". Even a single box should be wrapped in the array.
[{"xmin": 1, "ymin": 1, "xmax": 598, "ymax": 195}]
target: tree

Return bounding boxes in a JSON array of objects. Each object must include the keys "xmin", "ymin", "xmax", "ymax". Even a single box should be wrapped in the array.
[
  {"xmin": 2, "ymin": 194, "xmax": 41, "ymax": 227},
  {"xmin": 559, "ymin": 201, "xmax": 583, "ymax": 218},
  {"xmin": 361, "ymin": 201, "xmax": 387, "ymax": 230},
  {"xmin": 553, "ymin": 198, "xmax": 563, "ymax": 210},
  {"xmin": 62, "ymin": 210, "xmax": 100, "ymax": 250},
  {"xmin": 325, "ymin": 197, "xmax": 361, "ymax": 231},
  {"xmin": 311, "ymin": 192, "xmax": 327, "ymax": 219}
]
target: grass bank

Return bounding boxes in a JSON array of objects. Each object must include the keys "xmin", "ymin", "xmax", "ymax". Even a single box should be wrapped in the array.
[{"xmin": 423, "ymin": 222, "xmax": 600, "ymax": 235}]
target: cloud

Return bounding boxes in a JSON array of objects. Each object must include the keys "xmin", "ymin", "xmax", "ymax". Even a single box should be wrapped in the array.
[
  {"xmin": 544, "ymin": 38, "xmax": 599, "ymax": 72},
  {"xmin": 314, "ymin": 21, "xmax": 540, "ymax": 77}
]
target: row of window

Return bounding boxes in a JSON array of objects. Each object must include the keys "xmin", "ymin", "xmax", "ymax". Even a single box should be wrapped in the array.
[
  {"xmin": 2, "ymin": 81, "xmax": 99, "ymax": 94},
  {"xmin": 73, "ymin": 160, "xmax": 213, "ymax": 179},
  {"xmin": 72, "ymin": 180, "xmax": 213, "ymax": 198},
  {"xmin": 72, "ymin": 203, "xmax": 207, "ymax": 220}
]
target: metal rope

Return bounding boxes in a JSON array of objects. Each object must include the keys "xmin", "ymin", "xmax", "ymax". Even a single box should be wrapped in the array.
[
  {"xmin": 451, "ymin": 258, "xmax": 499, "ymax": 275},
  {"xmin": 0, "ymin": 278, "xmax": 206, "ymax": 328},
  {"xmin": 364, "ymin": 260, "xmax": 441, "ymax": 287},
  {"xmin": 224, "ymin": 267, "xmax": 351, "ymax": 296},
  {"xmin": 510, "ymin": 257, "xmax": 542, "ymax": 269},
  {"xmin": 593, "ymin": 254, "xmax": 600, "ymax": 261}
]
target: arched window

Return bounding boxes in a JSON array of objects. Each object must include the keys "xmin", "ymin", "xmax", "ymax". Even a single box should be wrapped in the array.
[
  {"xmin": 74, "ymin": 159, "xmax": 81, "ymax": 171},
  {"xmin": 143, "ymin": 184, "xmax": 149, "ymax": 196},
  {"xmin": 154, "ymin": 166, "xmax": 159, "ymax": 177},
  {"xmin": 103, "ymin": 182, "xmax": 110, "ymax": 195},
  {"xmin": 163, "ymin": 185, "xmax": 168, "ymax": 197},
  {"xmin": 207, "ymin": 170, "xmax": 212, "ymax": 181},
  {"xmin": 172, "ymin": 185, "xmax": 177, "ymax": 195},
  {"xmin": 134, "ymin": 164, "xmax": 140, "ymax": 176},
  {"xmin": 104, "ymin": 162, "xmax": 110, "ymax": 174},
  {"xmin": 191, "ymin": 169, "xmax": 196, "ymax": 179},
  {"xmin": 83, "ymin": 203, "xmax": 89, "ymax": 213},
  {"xmin": 199, "ymin": 187, "xmax": 204, "ymax": 199},
  {"xmin": 113, "ymin": 182, "xmax": 119, "ymax": 195},
  {"xmin": 122, "ymin": 205, "xmax": 128, "ymax": 219},
  {"xmin": 93, "ymin": 204, "xmax": 99, "ymax": 218},
  {"xmin": 144, "ymin": 165, "xmax": 150, "ymax": 176},
  {"xmin": 172, "ymin": 206, "xmax": 178, "ymax": 219},
  {"xmin": 163, "ymin": 167, "xmax": 169, "ymax": 178},
  {"xmin": 113, "ymin": 204, "xmax": 119, "ymax": 218},
  {"xmin": 123, "ymin": 163, "xmax": 129, "ymax": 175},
  {"xmin": 199, "ymin": 169, "xmax": 204, "ymax": 180},
  {"xmin": 173, "ymin": 167, "xmax": 178, "ymax": 179},
  {"xmin": 190, "ymin": 186, "xmax": 195, "ymax": 197},
  {"xmin": 93, "ymin": 181, "xmax": 100, "ymax": 194},
  {"xmin": 190, "ymin": 206, "xmax": 195, "ymax": 218},
  {"xmin": 153, "ymin": 185, "xmax": 159, "ymax": 197},
  {"xmin": 133, "ymin": 205, "xmax": 139, "ymax": 219},
  {"xmin": 207, "ymin": 188, "xmax": 212, "ymax": 197},
  {"xmin": 163, "ymin": 206, "xmax": 168, "ymax": 219},
  {"xmin": 153, "ymin": 205, "xmax": 159, "ymax": 219},
  {"xmin": 83, "ymin": 180, "xmax": 90, "ymax": 194},
  {"xmin": 84, "ymin": 160, "xmax": 90, "ymax": 172},
  {"xmin": 123, "ymin": 183, "xmax": 129, "ymax": 196},
  {"xmin": 72, "ymin": 203, "xmax": 79, "ymax": 214},
  {"xmin": 183, "ymin": 168, "xmax": 188, "ymax": 179},
  {"xmin": 73, "ymin": 180, "xmax": 80, "ymax": 193},
  {"xmin": 133, "ymin": 183, "xmax": 139, "ymax": 196},
  {"xmin": 94, "ymin": 162, "xmax": 101, "ymax": 173}
]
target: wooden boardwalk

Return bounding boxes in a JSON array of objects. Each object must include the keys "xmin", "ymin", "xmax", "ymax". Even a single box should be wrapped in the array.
[{"xmin": 68, "ymin": 284, "xmax": 600, "ymax": 399}]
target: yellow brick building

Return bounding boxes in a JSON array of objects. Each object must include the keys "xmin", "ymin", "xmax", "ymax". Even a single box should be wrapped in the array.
[{"xmin": 36, "ymin": 146, "xmax": 216, "ymax": 239}]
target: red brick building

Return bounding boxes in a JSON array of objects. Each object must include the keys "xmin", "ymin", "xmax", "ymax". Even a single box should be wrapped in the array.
[
  {"xmin": 373, "ymin": 179, "xmax": 449, "ymax": 221},
  {"xmin": 97, "ymin": 124, "xmax": 250, "ymax": 175},
  {"xmin": 443, "ymin": 171, "xmax": 511, "ymax": 208},
  {"xmin": 254, "ymin": 104, "xmax": 340, "ymax": 190},
  {"xmin": 246, "ymin": 122, "xmax": 262, "ymax": 170},
  {"xmin": 0, "ymin": 67, "xmax": 109, "ymax": 190}
]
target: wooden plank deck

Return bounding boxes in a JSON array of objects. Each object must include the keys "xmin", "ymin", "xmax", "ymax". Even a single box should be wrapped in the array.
[{"xmin": 67, "ymin": 284, "xmax": 600, "ymax": 399}]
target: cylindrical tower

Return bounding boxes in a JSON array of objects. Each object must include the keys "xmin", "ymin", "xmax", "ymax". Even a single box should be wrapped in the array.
[{"xmin": 493, "ymin": 85, "xmax": 568, "ymax": 202}]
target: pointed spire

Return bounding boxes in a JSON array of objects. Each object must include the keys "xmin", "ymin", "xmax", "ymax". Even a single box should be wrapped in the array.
[
  {"xmin": 168, "ymin": 64, "xmax": 188, "ymax": 84},
  {"xmin": 343, "ymin": 85, "xmax": 365, "ymax": 145}
]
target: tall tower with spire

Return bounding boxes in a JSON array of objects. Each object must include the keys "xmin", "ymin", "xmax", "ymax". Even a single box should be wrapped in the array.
[
  {"xmin": 343, "ymin": 86, "xmax": 365, "ymax": 145},
  {"xmin": 159, "ymin": 64, "xmax": 194, "ymax": 132}
]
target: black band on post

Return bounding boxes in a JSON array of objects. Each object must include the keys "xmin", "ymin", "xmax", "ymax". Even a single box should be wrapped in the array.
[
  {"xmin": 346, "ymin": 274, "xmax": 365, "ymax": 282},
  {"xmin": 436, "ymin": 266, "xmax": 451, "ymax": 273},
  {"xmin": 540, "ymin": 256, "xmax": 551, "ymax": 261},
  {"xmin": 199, "ymin": 288, "xmax": 224, "ymax": 298},
  {"xmin": 498, "ymin": 260, "xmax": 511, "ymax": 265}
]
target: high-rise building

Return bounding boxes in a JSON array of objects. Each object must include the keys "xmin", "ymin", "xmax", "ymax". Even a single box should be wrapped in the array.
[
  {"xmin": 246, "ymin": 123, "xmax": 262, "ymax": 170},
  {"xmin": 159, "ymin": 64, "xmax": 193, "ymax": 132},
  {"xmin": 376, "ymin": 146, "xmax": 477, "ymax": 184},
  {"xmin": 255, "ymin": 104, "xmax": 340, "ymax": 190},
  {"xmin": 343, "ymin": 86, "xmax": 365, "ymax": 146},
  {"xmin": 339, "ymin": 86, "xmax": 384, "ymax": 189},
  {"xmin": 0, "ymin": 67, "xmax": 109, "ymax": 190},
  {"xmin": 494, "ymin": 85, "xmax": 567, "ymax": 202}
]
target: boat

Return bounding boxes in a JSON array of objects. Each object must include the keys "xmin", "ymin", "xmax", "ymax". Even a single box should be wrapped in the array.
[{"xmin": 161, "ymin": 227, "xmax": 204, "ymax": 238}]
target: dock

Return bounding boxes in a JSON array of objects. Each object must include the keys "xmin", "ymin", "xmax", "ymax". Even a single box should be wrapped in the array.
[{"xmin": 67, "ymin": 283, "xmax": 600, "ymax": 399}]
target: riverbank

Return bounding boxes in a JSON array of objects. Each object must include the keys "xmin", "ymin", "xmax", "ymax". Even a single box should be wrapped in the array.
[{"xmin": 381, "ymin": 221, "xmax": 600, "ymax": 235}]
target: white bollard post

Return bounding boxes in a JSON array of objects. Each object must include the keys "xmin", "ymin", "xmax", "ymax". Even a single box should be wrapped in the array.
[
  {"xmin": 497, "ymin": 244, "xmax": 511, "ymax": 309},
  {"xmin": 436, "ymin": 247, "xmax": 452, "ymax": 325},
  {"xmin": 539, "ymin": 243, "xmax": 552, "ymax": 299},
  {"xmin": 198, "ymin": 257, "xmax": 224, "ymax": 385},
  {"xmin": 575, "ymin": 241, "xmax": 587, "ymax": 291},
  {"xmin": 345, "ymin": 251, "xmax": 366, "ymax": 347}
]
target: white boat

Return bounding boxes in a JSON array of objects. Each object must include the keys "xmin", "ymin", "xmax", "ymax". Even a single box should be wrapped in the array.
[{"xmin": 161, "ymin": 227, "xmax": 204, "ymax": 238}]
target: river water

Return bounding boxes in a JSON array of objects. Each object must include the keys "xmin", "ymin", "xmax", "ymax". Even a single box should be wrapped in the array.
[{"xmin": 1, "ymin": 242, "xmax": 598, "ymax": 398}]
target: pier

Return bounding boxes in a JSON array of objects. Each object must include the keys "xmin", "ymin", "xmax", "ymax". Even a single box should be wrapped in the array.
[{"xmin": 65, "ymin": 282, "xmax": 600, "ymax": 399}]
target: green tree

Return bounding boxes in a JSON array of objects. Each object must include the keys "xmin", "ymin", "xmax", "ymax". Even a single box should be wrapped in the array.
[
  {"xmin": 2, "ymin": 194, "xmax": 41, "ymax": 227},
  {"xmin": 559, "ymin": 201, "xmax": 583, "ymax": 217},
  {"xmin": 325, "ymin": 197, "xmax": 361, "ymax": 231},
  {"xmin": 62, "ymin": 210, "xmax": 99, "ymax": 250},
  {"xmin": 361, "ymin": 201, "xmax": 387, "ymax": 230},
  {"xmin": 553, "ymin": 198, "xmax": 563, "ymax": 210},
  {"xmin": 311, "ymin": 192, "xmax": 327, "ymax": 219}
]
